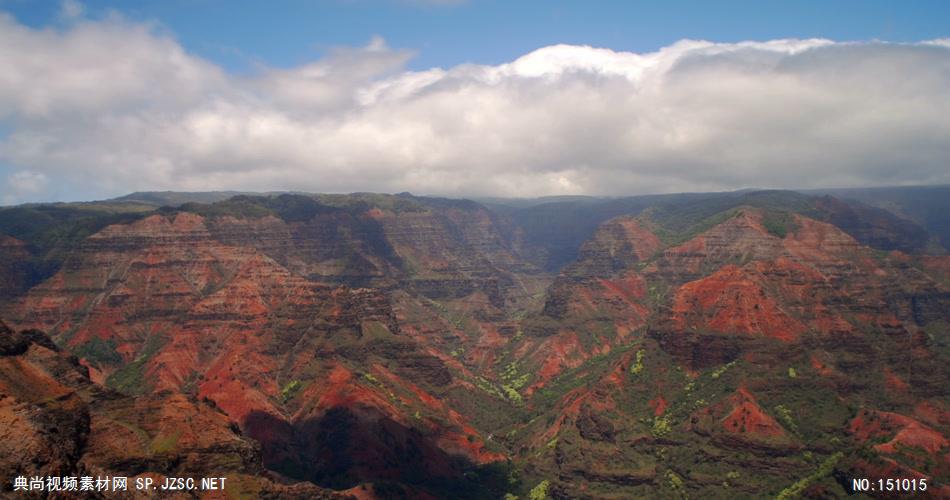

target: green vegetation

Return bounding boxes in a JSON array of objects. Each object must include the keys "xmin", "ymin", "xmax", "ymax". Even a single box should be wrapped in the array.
[
  {"xmin": 501, "ymin": 385, "xmax": 525, "ymax": 406},
  {"xmin": 652, "ymin": 415, "xmax": 672, "ymax": 438},
  {"xmin": 775, "ymin": 452, "xmax": 843, "ymax": 500},
  {"xmin": 646, "ymin": 283, "xmax": 669, "ymax": 306},
  {"xmin": 473, "ymin": 376, "xmax": 506, "ymax": 401},
  {"xmin": 922, "ymin": 320, "xmax": 950, "ymax": 350},
  {"xmin": 502, "ymin": 361, "xmax": 530, "ymax": 390},
  {"xmin": 73, "ymin": 337, "xmax": 122, "ymax": 366},
  {"xmin": 710, "ymin": 359, "xmax": 737, "ymax": 379},
  {"xmin": 650, "ymin": 206, "xmax": 739, "ymax": 247},
  {"xmin": 362, "ymin": 372, "xmax": 382, "ymax": 386},
  {"xmin": 532, "ymin": 349, "xmax": 619, "ymax": 409},
  {"xmin": 281, "ymin": 379, "xmax": 302, "ymax": 402},
  {"xmin": 0, "ymin": 203, "xmax": 153, "ymax": 290},
  {"xmin": 175, "ymin": 192, "xmax": 398, "ymax": 222},
  {"xmin": 528, "ymin": 480, "xmax": 550, "ymax": 500},
  {"xmin": 106, "ymin": 334, "xmax": 167, "ymax": 395},
  {"xmin": 630, "ymin": 349, "xmax": 645, "ymax": 375},
  {"xmin": 314, "ymin": 192, "xmax": 430, "ymax": 213},
  {"xmin": 666, "ymin": 470, "xmax": 685, "ymax": 491},
  {"xmin": 362, "ymin": 321, "xmax": 394, "ymax": 339},
  {"xmin": 8, "ymin": 187, "xmax": 945, "ymax": 498},
  {"xmin": 646, "ymin": 190, "xmax": 821, "ymax": 246},
  {"xmin": 150, "ymin": 431, "xmax": 182, "ymax": 454},
  {"xmin": 177, "ymin": 197, "xmax": 274, "ymax": 219},
  {"xmin": 499, "ymin": 361, "xmax": 530, "ymax": 406},
  {"xmin": 773, "ymin": 405, "xmax": 797, "ymax": 433},
  {"xmin": 761, "ymin": 210, "xmax": 798, "ymax": 238}
]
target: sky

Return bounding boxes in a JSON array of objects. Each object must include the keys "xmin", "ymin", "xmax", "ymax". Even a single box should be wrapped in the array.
[{"xmin": 0, "ymin": 0, "xmax": 948, "ymax": 203}]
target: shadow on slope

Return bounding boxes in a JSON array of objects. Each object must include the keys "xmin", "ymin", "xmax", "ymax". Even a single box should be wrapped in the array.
[{"xmin": 246, "ymin": 408, "xmax": 512, "ymax": 499}]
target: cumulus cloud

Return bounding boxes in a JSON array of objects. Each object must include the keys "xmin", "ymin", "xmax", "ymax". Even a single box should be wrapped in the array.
[{"xmin": 0, "ymin": 11, "xmax": 948, "ymax": 204}]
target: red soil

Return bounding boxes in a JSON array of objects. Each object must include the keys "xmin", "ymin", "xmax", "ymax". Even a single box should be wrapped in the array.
[
  {"xmin": 883, "ymin": 367, "xmax": 911, "ymax": 393},
  {"xmin": 809, "ymin": 353, "xmax": 834, "ymax": 377},
  {"xmin": 615, "ymin": 218, "xmax": 663, "ymax": 261},
  {"xmin": 526, "ymin": 331, "xmax": 586, "ymax": 394},
  {"xmin": 649, "ymin": 396, "xmax": 669, "ymax": 416},
  {"xmin": 672, "ymin": 265, "xmax": 806, "ymax": 341},
  {"xmin": 784, "ymin": 215, "xmax": 863, "ymax": 265},
  {"xmin": 720, "ymin": 388, "xmax": 787, "ymax": 438},
  {"xmin": 850, "ymin": 409, "xmax": 948, "ymax": 456}
]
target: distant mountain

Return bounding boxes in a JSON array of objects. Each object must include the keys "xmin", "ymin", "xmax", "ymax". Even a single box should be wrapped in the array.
[
  {"xmin": 109, "ymin": 190, "xmax": 266, "ymax": 206},
  {"xmin": 491, "ymin": 189, "xmax": 942, "ymax": 271},
  {"xmin": 807, "ymin": 185, "xmax": 950, "ymax": 250}
]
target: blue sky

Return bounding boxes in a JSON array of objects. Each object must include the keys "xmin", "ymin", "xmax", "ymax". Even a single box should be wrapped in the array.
[
  {"xmin": 6, "ymin": 0, "xmax": 950, "ymax": 72},
  {"xmin": 0, "ymin": 1, "xmax": 948, "ymax": 203}
]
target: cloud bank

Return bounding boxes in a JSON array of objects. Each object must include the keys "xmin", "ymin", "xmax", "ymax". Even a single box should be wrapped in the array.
[{"xmin": 1, "ymin": 11, "xmax": 949, "ymax": 204}]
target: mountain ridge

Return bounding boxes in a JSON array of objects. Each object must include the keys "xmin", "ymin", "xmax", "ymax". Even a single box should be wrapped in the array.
[{"xmin": 0, "ymin": 188, "xmax": 947, "ymax": 498}]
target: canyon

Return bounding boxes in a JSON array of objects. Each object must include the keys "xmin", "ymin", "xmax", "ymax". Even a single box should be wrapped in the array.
[{"xmin": 0, "ymin": 188, "xmax": 947, "ymax": 498}]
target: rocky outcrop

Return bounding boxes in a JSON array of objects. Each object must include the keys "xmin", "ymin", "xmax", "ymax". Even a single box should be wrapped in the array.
[
  {"xmin": 567, "ymin": 217, "xmax": 662, "ymax": 277},
  {"xmin": 198, "ymin": 195, "xmax": 530, "ymax": 309},
  {"xmin": 542, "ymin": 216, "xmax": 659, "ymax": 317},
  {"xmin": 669, "ymin": 264, "xmax": 807, "ymax": 342},
  {"xmin": 847, "ymin": 408, "xmax": 949, "ymax": 492},
  {"xmin": 0, "ymin": 320, "xmax": 351, "ymax": 498},
  {"xmin": 206, "ymin": 211, "xmax": 400, "ymax": 285},
  {"xmin": 645, "ymin": 209, "xmax": 786, "ymax": 284},
  {"xmin": 689, "ymin": 388, "xmax": 800, "ymax": 452},
  {"xmin": 0, "ymin": 321, "xmax": 89, "ymax": 480},
  {"xmin": 3, "ymin": 208, "xmax": 504, "ymax": 496},
  {"xmin": 3, "ymin": 191, "xmax": 949, "ymax": 499},
  {"xmin": 516, "ymin": 203, "xmax": 949, "ymax": 498},
  {"xmin": 648, "ymin": 210, "xmax": 949, "ymax": 363}
]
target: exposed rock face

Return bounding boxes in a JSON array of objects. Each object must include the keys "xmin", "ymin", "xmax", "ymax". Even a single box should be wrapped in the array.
[
  {"xmin": 3, "ymin": 206, "xmax": 505, "ymax": 496},
  {"xmin": 567, "ymin": 217, "xmax": 662, "ymax": 277},
  {"xmin": 205, "ymin": 212, "xmax": 400, "ymax": 285},
  {"xmin": 1, "ymin": 192, "xmax": 948, "ymax": 498},
  {"xmin": 512, "ymin": 218, "xmax": 661, "ymax": 390},
  {"xmin": 670, "ymin": 264, "xmax": 807, "ymax": 342},
  {"xmin": 0, "ymin": 320, "xmax": 89, "ymax": 480},
  {"xmin": 846, "ymin": 408, "xmax": 950, "ymax": 496},
  {"xmin": 514, "ymin": 206, "xmax": 949, "ymax": 498},
  {"xmin": 645, "ymin": 209, "xmax": 786, "ymax": 284},
  {"xmin": 199, "ymin": 195, "xmax": 529, "ymax": 307},
  {"xmin": 647, "ymin": 210, "xmax": 948, "ymax": 367},
  {"xmin": 849, "ymin": 409, "xmax": 948, "ymax": 458},
  {"xmin": 0, "ymin": 320, "xmax": 346, "ymax": 498},
  {"xmin": 540, "ymin": 217, "xmax": 658, "ymax": 329},
  {"xmin": 689, "ymin": 387, "xmax": 800, "ymax": 451}
]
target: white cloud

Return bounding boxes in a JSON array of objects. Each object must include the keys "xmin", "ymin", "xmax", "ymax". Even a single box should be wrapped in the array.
[
  {"xmin": 924, "ymin": 38, "xmax": 950, "ymax": 48},
  {"xmin": 0, "ymin": 12, "xmax": 948, "ymax": 204},
  {"xmin": 2, "ymin": 170, "xmax": 49, "ymax": 204},
  {"xmin": 57, "ymin": 0, "xmax": 84, "ymax": 21}
]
